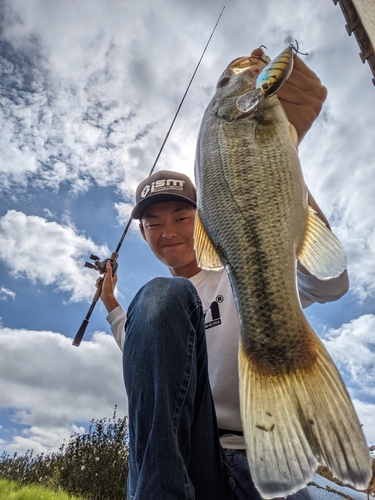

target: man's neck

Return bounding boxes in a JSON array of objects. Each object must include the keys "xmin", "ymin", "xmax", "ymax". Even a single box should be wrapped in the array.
[{"xmin": 169, "ymin": 263, "xmax": 202, "ymax": 279}]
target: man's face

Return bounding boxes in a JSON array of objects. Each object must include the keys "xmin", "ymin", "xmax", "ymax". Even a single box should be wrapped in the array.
[{"xmin": 139, "ymin": 200, "xmax": 200, "ymax": 278}]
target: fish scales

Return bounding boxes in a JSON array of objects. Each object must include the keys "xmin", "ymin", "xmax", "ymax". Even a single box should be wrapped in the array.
[
  {"xmin": 198, "ymin": 103, "xmax": 311, "ymax": 373},
  {"xmin": 194, "ymin": 47, "xmax": 371, "ymax": 499}
]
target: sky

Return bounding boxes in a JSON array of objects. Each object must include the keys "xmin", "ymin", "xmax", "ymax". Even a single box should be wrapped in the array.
[{"xmin": 0, "ymin": 0, "xmax": 374, "ymax": 456}]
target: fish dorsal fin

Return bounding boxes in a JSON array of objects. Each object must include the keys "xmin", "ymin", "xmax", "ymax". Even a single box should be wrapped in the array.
[
  {"xmin": 194, "ymin": 211, "xmax": 224, "ymax": 269},
  {"xmin": 297, "ymin": 206, "xmax": 347, "ymax": 279}
]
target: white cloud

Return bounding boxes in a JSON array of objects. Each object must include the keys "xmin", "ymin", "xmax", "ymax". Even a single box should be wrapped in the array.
[
  {"xmin": 352, "ymin": 399, "xmax": 375, "ymax": 446},
  {"xmin": 323, "ymin": 314, "xmax": 375, "ymax": 395},
  {"xmin": 322, "ymin": 314, "xmax": 375, "ymax": 443},
  {"xmin": 114, "ymin": 202, "xmax": 138, "ymax": 230},
  {"xmin": 0, "ymin": 0, "xmax": 211, "ymax": 197},
  {"xmin": 338, "ymin": 228, "xmax": 375, "ymax": 303},
  {"xmin": 0, "ymin": 287, "xmax": 16, "ymax": 300},
  {"xmin": 5, "ymin": 425, "xmax": 87, "ymax": 456},
  {"xmin": 42, "ymin": 208, "xmax": 54, "ymax": 218},
  {"xmin": 0, "ymin": 210, "xmax": 109, "ymax": 302},
  {"xmin": 0, "ymin": 326, "xmax": 126, "ymax": 454}
]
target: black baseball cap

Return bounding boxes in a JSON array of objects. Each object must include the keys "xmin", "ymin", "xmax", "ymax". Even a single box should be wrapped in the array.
[{"xmin": 131, "ymin": 170, "xmax": 197, "ymax": 219}]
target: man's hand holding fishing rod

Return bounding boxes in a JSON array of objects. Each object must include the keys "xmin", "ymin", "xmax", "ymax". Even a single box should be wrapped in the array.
[
  {"xmin": 90, "ymin": 45, "xmax": 371, "ymax": 500},
  {"xmin": 95, "ymin": 262, "xmax": 119, "ymax": 313}
]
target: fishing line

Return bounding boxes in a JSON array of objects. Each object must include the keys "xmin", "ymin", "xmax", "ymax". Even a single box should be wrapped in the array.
[
  {"xmin": 73, "ymin": 6, "xmax": 225, "ymax": 346},
  {"xmin": 115, "ymin": 5, "xmax": 225, "ymax": 253}
]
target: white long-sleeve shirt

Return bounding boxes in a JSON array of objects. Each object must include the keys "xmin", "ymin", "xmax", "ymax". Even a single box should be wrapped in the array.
[{"xmin": 107, "ymin": 268, "xmax": 348, "ymax": 449}]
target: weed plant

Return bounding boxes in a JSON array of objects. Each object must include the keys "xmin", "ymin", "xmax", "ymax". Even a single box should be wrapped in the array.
[{"xmin": 0, "ymin": 408, "xmax": 128, "ymax": 500}]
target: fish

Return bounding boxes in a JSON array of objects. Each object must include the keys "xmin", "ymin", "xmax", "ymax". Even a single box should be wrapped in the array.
[{"xmin": 194, "ymin": 45, "xmax": 371, "ymax": 499}]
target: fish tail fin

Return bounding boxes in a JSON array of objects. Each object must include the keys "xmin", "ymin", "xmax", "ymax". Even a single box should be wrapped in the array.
[{"xmin": 239, "ymin": 328, "xmax": 371, "ymax": 499}]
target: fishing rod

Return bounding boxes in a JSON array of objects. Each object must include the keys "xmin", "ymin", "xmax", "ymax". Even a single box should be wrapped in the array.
[{"xmin": 72, "ymin": 6, "xmax": 225, "ymax": 347}]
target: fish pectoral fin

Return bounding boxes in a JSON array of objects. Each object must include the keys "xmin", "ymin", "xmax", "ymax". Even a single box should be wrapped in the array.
[
  {"xmin": 239, "ymin": 333, "xmax": 372, "ymax": 499},
  {"xmin": 194, "ymin": 211, "xmax": 224, "ymax": 269},
  {"xmin": 289, "ymin": 123, "xmax": 299, "ymax": 149},
  {"xmin": 297, "ymin": 206, "xmax": 347, "ymax": 279}
]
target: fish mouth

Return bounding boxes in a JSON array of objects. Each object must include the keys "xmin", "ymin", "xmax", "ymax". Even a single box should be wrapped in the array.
[
  {"xmin": 253, "ymin": 54, "xmax": 269, "ymax": 65},
  {"xmin": 228, "ymin": 56, "xmax": 266, "ymax": 76}
]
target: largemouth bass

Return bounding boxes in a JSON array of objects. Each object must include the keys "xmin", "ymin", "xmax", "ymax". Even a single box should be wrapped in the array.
[{"xmin": 194, "ymin": 46, "xmax": 371, "ymax": 499}]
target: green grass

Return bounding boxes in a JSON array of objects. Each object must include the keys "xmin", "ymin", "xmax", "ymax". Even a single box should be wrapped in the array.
[{"xmin": 0, "ymin": 478, "xmax": 84, "ymax": 499}]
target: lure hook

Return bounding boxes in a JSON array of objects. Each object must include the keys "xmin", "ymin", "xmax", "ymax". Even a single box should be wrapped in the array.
[
  {"xmin": 249, "ymin": 45, "xmax": 269, "ymax": 65},
  {"xmin": 290, "ymin": 40, "xmax": 308, "ymax": 57}
]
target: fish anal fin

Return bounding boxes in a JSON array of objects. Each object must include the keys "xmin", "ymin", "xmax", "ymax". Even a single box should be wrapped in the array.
[
  {"xmin": 194, "ymin": 211, "xmax": 224, "ymax": 269},
  {"xmin": 297, "ymin": 206, "xmax": 347, "ymax": 279},
  {"xmin": 239, "ymin": 331, "xmax": 372, "ymax": 499}
]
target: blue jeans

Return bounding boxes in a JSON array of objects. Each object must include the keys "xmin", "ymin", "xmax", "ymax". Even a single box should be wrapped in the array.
[
  {"xmin": 123, "ymin": 277, "xmax": 367, "ymax": 500},
  {"xmin": 124, "ymin": 277, "xmax": 228, "ymax": 499}
]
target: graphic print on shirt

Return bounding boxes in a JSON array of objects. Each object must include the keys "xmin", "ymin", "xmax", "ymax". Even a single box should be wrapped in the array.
[{"xmin": 205, "ymin": 295, "xmax": 224, "ymax": 329}]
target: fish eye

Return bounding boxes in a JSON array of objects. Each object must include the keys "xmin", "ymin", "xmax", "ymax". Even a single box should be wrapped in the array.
[{"xmin": 217, "ymin": 76, "xmax": 230, "ymax": 87}]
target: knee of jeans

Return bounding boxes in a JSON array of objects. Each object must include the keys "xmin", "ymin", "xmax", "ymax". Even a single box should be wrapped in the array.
[
  {"xmin": 128, "ymin": 277, "xmax": 199, "ymax": 330},
  {"xmin": 142, "ymin": 276, "xmax": 197, "ymax": 310}
]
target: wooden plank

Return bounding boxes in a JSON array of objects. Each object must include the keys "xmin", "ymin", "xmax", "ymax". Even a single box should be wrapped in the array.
[{"xmin": 333, "ymin": 0, "xmax": 375, "ymax": 85}]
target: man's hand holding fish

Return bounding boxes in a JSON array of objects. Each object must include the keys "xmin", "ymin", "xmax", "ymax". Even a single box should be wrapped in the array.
[
  {"xmin": 277, "ymin": 56, "xmax": 328, "ymax": 142},
  {"xmin": 251, "ymin": 47, "xmax": 328, "ymax": 142}
]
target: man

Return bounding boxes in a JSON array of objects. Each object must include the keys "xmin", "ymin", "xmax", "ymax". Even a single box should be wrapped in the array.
[{"xmin": 99, "ymin": 54, "xmax": 352, "ymax": 500}]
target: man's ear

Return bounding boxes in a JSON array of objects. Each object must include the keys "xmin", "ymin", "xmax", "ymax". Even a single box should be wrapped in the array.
[{"xmin": 139, "ymin": 222, "xmax": 147, "ymax": 241}]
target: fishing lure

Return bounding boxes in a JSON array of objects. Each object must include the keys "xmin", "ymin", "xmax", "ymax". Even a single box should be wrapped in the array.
[{"xmin": 236, "ymin": 44, "xmax": 298, "ymax": 114}]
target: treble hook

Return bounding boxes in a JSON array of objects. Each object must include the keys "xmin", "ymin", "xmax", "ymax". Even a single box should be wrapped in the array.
[
  {"xmin": 290, "ymin": 40, "xmax": 308, "ymax": 57},
  {"xmin": 250, "ymin": 45, "xmax": 269, "ymax": 65}
]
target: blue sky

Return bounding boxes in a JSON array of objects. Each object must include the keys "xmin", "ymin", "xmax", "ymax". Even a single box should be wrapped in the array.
[{"xmin": 0, "ymin": 0, "xmax": 374, "ymax": 454}]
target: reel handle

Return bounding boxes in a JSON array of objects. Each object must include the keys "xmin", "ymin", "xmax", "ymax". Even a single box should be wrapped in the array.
[
  {"xmin": 84, "ymin": 252, "xmax": 118, "ymax": 276},
  {"xmin": 72, "ymin": 285, "xmax": 102, "ymax": 347}
]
